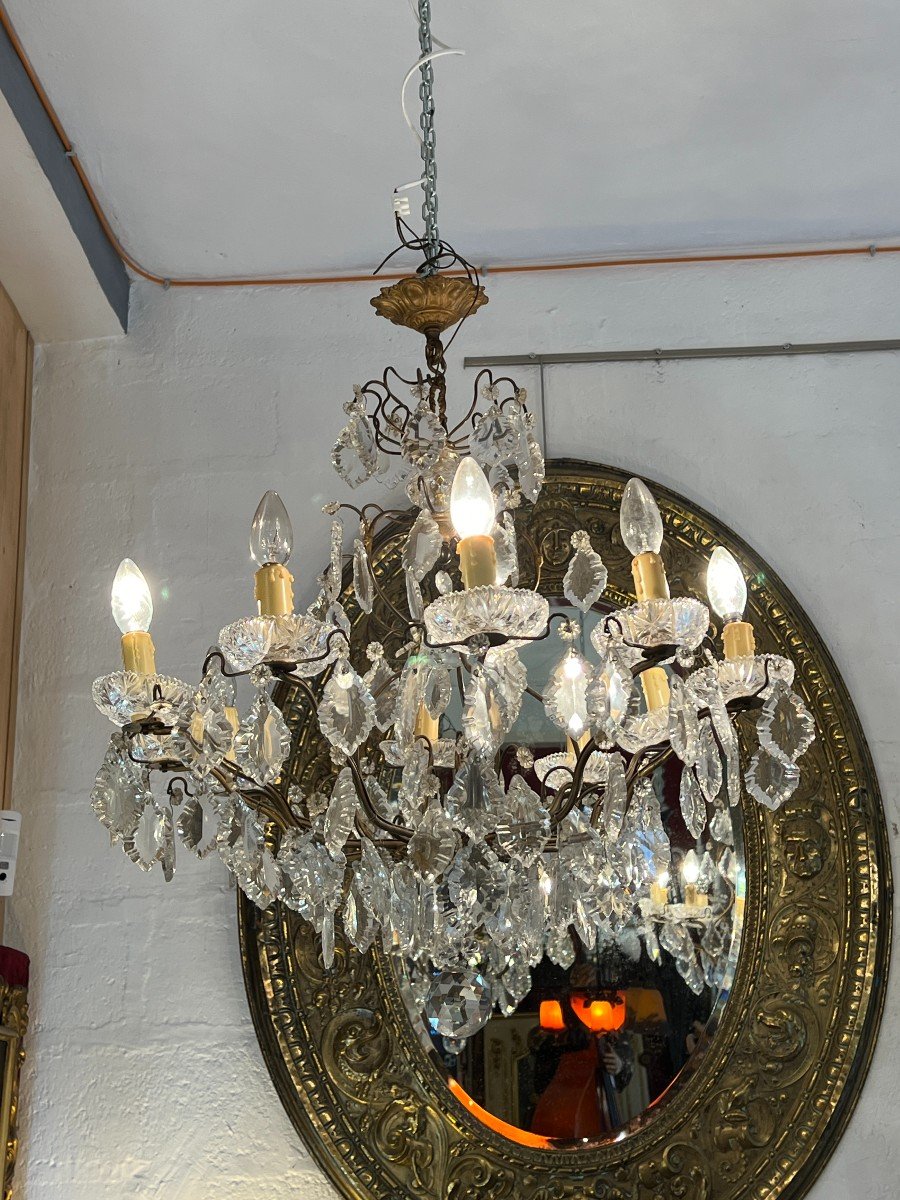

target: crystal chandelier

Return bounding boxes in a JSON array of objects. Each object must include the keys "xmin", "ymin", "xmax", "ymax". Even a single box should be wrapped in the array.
[{"xmin": 91, "ymin": 1, "xmax": 815, "ymax": 1041}]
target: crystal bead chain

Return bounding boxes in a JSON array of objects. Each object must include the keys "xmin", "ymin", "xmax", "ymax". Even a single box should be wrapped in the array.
[{"xmin": 417, "ymin": 0, "xmax": 440, "ymax": 273}]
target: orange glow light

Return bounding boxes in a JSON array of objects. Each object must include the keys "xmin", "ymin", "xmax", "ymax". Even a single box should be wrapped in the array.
[
  {"xmin": 570, "ymin": 994, "xmax": 626, "ymax": 1033},
  {"xmin": 539, "ymin": 1000, "xmax": 566, "ymax": 1031}
]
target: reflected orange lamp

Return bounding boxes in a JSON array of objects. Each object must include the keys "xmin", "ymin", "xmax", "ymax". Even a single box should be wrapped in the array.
[
  {"xmin": 570, "ymin": 994, "xmax": 626, "ymax": 1033},
  {"xmin": 539, "ymin": 1000, "xmax": 566, "ymax": 1031}
]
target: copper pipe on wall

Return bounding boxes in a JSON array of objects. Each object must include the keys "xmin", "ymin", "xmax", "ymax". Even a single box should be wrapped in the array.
[{"xmin": 4, "ymin": 3, "xmax": 900, "ymax": 291}]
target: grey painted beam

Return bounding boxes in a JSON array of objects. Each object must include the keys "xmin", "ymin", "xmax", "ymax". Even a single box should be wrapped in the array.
[{"xmin": 0, "ymin": 22, "xmax": 129, "ymax": 331}]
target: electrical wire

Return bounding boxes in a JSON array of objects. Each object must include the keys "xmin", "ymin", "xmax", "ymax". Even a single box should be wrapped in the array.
[{"xmin": 2, "ymin": 2, "xmax": 900, "ymax": 290}]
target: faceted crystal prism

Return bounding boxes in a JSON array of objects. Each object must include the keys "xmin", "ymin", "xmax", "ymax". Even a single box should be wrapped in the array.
[
  {"xmin": 125, "ymin": 801, "xmax": 172, "ymax": 872},
  {"xmin": 407, "ymin": 802, "xmax": 458, "ymax": 883},
  {"xmin": 332, "ymin": 397, "xmax": 379, "ymax": 487},
  {"xmin": 324, "ymin": 768, "xmax": 359, "ymax": 856},
  {"xmin": 424, "ymin": 969, "xmax": 492, "ymax": 1039}
]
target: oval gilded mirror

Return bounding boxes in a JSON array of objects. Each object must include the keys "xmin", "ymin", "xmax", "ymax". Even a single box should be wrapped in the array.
[{"xmin": 240, "ymin": 460, "xmax": 890, "ymax": 1200}]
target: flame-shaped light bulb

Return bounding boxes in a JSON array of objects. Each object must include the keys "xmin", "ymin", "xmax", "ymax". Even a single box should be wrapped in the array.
[
  {"xmin": 681, "ymin": 849, "xmax": 701, "ymax": 886},
  {"xmin": 250, "ymin": 490, "xmax": 293, "ymax": 566},
  {"xmin": 450, "ymin": 458, "xmax": 496, "ymax": 540},
  {"xmin": 111, "ymin": 559, "xmax": 153, "ymax": 634},
  {"xmin": 707, "ymin": 546, "xmax": 747, "ymax": 623},
  {"xmin": 620, "ymin": 478, "xmax": 664, "ymax": 556}
]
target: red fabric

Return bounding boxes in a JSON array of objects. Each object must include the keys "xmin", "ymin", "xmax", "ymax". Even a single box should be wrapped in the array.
[{"xmin": 0, "ymin": 947, "xmax": 29, "ymax": 987}]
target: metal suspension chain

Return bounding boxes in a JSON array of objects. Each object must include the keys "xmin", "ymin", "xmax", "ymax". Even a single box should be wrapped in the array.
[{"xmin": 417, "ymin": 0, "xmax": 440, "ymax": 272}]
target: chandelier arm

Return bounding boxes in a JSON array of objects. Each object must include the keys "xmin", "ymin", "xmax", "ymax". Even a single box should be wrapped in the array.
[{"xmin": 346, "ymin": 754, "xmax": 413, "ymax": 841}]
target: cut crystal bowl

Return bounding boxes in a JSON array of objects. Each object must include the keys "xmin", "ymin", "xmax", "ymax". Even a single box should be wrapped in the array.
[
  {"xmin": 219, "ymin": 614, "xmax": 342, "ymax": 675},
  {"xmin": 715, "ymin": 653, "xmax": 795, "ymax": 702},
  {"xmin": 424, "ymin": 586, "xmax": 549, "ymax": 649},
  {"xmin": 533, "ymin": 750, "xmax": 608, "ymax": 789},
  {"xmin": 92, "ymin": 671, "xmax": 192, "ymax": 726},
  {"xmin": 613, "ymin": 597, "xmax": 709, "ymax": 650}
]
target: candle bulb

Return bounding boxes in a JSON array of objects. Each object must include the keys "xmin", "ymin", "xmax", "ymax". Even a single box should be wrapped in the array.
[
  {"xmin": 450, "ymin": 458, "xmax": 497, "ymax": 589},
  {"xmin": 681, "ymin": 848, "xmax": 707, "ymax": 909},
  {"xmin": 620, "ymin": 478, "xmax": 670, "ymax": 710},
  {"xmin": 650, "ymin": 870, "xmax": 670, "ymax": 907},
  {"xmin": 250, "ymin": 491, "xmax": 295, "ymax": 616},
  {"xmin": 111, "ymin": 559, "xmax": 156, "ymax": 674},
  {"xmin": 707, "ymin": 546, "xmax": 755, "ymax": 659}
]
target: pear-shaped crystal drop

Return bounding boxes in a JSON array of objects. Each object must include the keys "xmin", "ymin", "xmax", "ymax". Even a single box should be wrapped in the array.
[
  {"xmin": 620, "ymin": 478, "xmax": 663, "ymax": 555},
  {"xmin": 250, "ymin": 491, "xmax": 293, "ymax": 566},
  {"xmin": 352, "ymin": 539, "xmax": 374, "ymax": 613}
]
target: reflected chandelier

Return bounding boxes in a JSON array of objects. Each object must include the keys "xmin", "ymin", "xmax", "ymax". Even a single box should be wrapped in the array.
[{"xmin": 90, "ymin": 0, "xmax": 814, "ymax": 1042}]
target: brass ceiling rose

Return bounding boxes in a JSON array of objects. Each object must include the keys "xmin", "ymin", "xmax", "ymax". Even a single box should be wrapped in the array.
[
  {"xmin": 370, "ymin": 273, "xmax": 488, "ymax": 335},
  {"xmin": 240, "ymin": 460, "xmax": 891, "ymax": 1200}
]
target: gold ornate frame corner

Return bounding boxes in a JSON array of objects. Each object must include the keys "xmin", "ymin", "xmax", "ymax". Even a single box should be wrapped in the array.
[{"xmin": 240, "ymin": 460, "xmax": 891, "ymax": 1200}]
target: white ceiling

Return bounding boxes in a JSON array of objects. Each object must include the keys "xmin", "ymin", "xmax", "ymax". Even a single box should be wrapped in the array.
[{"xmin": 7, "ymin": 0, "xmax": 900, "ymax": 277}]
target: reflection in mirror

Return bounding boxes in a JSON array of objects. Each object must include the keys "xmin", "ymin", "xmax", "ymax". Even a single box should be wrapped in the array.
[{"xmin": 399, "ymin": 604, "xmax": 745, "ymax": 1147}]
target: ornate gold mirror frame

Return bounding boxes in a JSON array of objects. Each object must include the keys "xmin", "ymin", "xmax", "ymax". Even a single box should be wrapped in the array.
[{"xmin": 240, "ymin": 459, "xmax": 891, "ymax": 1200}]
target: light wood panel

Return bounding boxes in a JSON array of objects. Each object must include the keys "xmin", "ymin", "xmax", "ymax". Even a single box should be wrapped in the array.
[{"xmin": 0, "ymin": 282, "xmax": 31, "ymax": 813}]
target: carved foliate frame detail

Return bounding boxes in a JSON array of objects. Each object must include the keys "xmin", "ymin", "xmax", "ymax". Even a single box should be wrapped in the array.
[{"xmin": 239, "ymin": 460, "xmax": 891, "ymax": 1200}]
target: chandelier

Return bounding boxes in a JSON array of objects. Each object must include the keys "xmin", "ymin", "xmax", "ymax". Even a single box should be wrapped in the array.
[{"xmin": 90, "ymin": 1, "xmax": 814, "ymax": 1043}]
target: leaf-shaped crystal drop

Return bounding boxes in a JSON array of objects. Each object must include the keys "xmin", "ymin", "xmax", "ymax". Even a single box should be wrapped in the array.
[
  {"xmin": 179, "ymin": 664, "xmax": 236, "ymax": 779},
  {"xmin": 484, "ymin": 648, "xmax": 527, "ymax": 724},
  {"xmin": 176, "ymin": 792, "xmax": 220, "ymax": 858},
  {"xmin": 91, "ymin": 737, "xmax": 148, "ymax": 842},
  {"xmin": 363, "ymin": 653, "xmax": 398, "ymax": 731},
  {"xmin": 493, "ymin": 511, "xmax": 519, "ymax": 587},
  {"xmin": 234, "ymin": 691, "xmax": 291, "ymax": 785},
  {"xmin": 586, "ymin": 654, "xmax": 634, "ymax": 744},
  {"xmin": 696, "ymin": 719, "xmax": 723, "ymax": 804},
  {"xmin": 332, "ymin": 400, "xmax": 379, "ymax": 487},
  {"xmin": 352, "ymin": 538, "xmax": 374, "ymax": 613},
  {"xmin": 709, "ymin": 803, "xmax": 734, "ymax": 846},
  {"xmin": 471, "ymin": 403, "xmax": 518, "ymax": 468},
  {"xmin": 317, "ymin": 659, "xmax": 375, "ymax": 755},
  {"xmin": 462, "ymin": 666, "xmax": 507, "ymax": 758},
  {"xmin": 543, "ymin": 651, "xmax": 592, "ymax": 739},
  {"xmin": 675, "ymin": 949, "xmax": 706, "ymax": 995},
  {"xmin": 697, "ymin": 850, "xmax": 717, "ymax": 892},
  {"xmin": 659, "ymin": 920, "xmax": 694, "ymax": 961},
  {"xmin": 563, "ymin": 530, "xmax": 608, "ymax": 612},
  {"xmin": 745, "ymin": 748, "xmax": 800, "ymax": 811},
  {"xmin": 757, "ymin": 680, "xmax": 815, "ymax": 764},
  {"xmin": 496, "ymin": 776, "xmax": 550, "ymax": 866},
  {"xmin": 446, "ymin": 760, "xmax": 504, "ymax": 841},
  {"xmin": 406, "ymin": 572, "xmax": 424, "ymax": 622},
  {"xmin": 407, "ymin": 802, "xmax": 458, "ymax": 883},
  {"xmin": 324, "ymin": 767, "xmax": 359, "ymax": 856},
  {"xmin": 423, "ymin": 662, "xmax": 452, "ymax": 719},
  {"xmin": 668, "ymin": 676, "xmax": 700, "ymax": 766},
  {"xmin": 602, "ymin": 752, "xmax": 628, "ymax": 838},
  {"xmin": 679, "ymin": 768, "xmax": 707, "ymax": 838},
  {"xmin": 546, "ymin": 926, "xmax": 576, "ymax": 970},
  {"xmin": 125, "ymin": 801, "xmax": 170, "ymax": 871},
  {"xmin": 403, "ymin": 508, "xmax": 442, "ymax": 581},
  {"xmin": 447, "ymin": 843, "xmax": 508, "ymax": 927},
  {"xmin": 353, "ymin": 837, "xmax": 392, "ymax": 922}
]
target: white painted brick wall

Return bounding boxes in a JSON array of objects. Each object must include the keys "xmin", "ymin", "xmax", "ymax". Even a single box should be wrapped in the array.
[{"xmin": 8, "ymin": 259, "xmax": 899, "ymax": 1198}]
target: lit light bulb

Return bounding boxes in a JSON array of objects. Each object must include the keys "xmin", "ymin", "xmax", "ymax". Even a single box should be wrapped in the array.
[
  {"xmin": 657, "ymin": 869, "xmax": 670, "ymax": 890},
  {"xmin": 567, "ymin": 712, "xmax": 585, "ymax": 738},
  {"xmin": 111, "ymin": 559, "xmax": 153, "ymax": 634},
  {"xmin": 563, "ymin": 653, "xmax": 585, "ymax": 680},
  {"xmin": 681, "ymin": 849, "xmax": 701, "ymax": 886},
  {"xmin": 707, "ymin": 546, "xmax": 747, "ymax": 622},
  {"xmin": 450, "ymin": 458, "xmax": 496, "ymax": 540},
  {"xmin": 250, "ymin": 490, "xmax": 293, "ymax": 566},
  {"xmin": 620, "ymin": 478, "xmax": 664, "ymax": 556}
]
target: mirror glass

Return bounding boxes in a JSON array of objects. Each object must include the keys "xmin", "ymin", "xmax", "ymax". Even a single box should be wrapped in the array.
[{"xmin": 398, "ymin": 603, "xmax": 745, "ymax": 1148}]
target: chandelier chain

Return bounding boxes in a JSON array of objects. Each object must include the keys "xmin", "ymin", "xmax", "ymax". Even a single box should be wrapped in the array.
[{"xmin": 417, "ymin": 0, "xmax": 440, "ymax": 272}]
